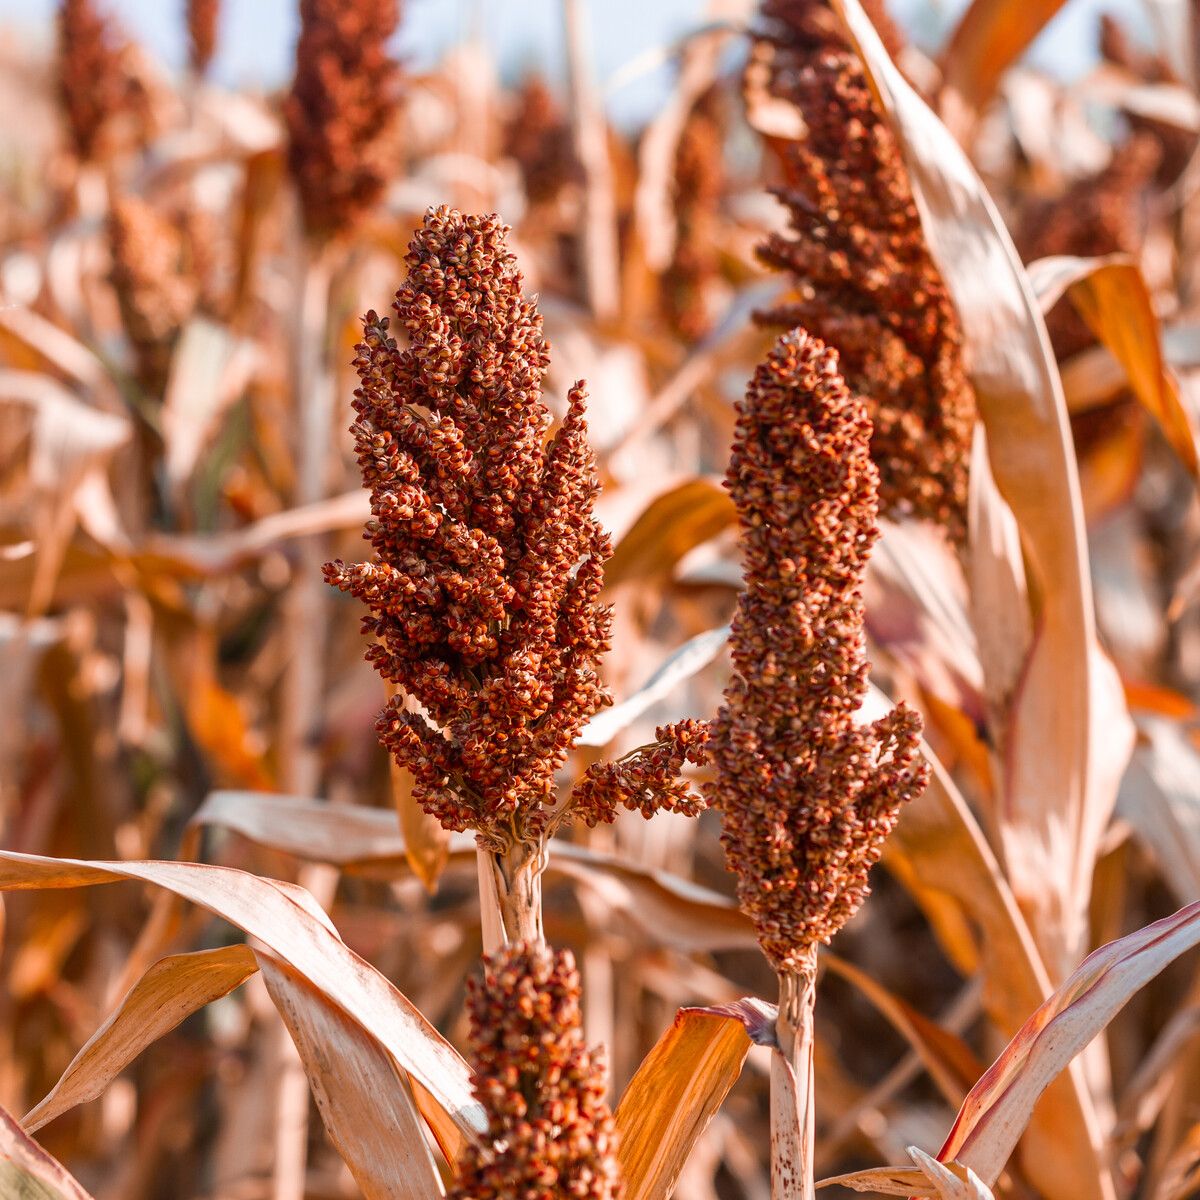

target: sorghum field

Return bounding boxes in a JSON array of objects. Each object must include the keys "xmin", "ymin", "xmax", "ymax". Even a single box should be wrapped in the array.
[{"xmin": 3, "ymin": 1, "xmax": 1200, "ymax": 1197}]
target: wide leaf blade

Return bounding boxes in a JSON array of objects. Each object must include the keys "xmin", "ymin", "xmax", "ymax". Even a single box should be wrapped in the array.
[{"xmin": 24, "ymin": 945, "xmax": 258, "ymax": 1133}]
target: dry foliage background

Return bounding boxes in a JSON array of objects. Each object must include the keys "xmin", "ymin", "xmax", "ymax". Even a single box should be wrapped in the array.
[{"xmin": 4, "ymin": 0, "xmax": 1200, "ymax": 1198}]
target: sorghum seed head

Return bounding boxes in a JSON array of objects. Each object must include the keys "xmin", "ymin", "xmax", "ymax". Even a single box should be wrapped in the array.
[
  {"xmin": 285, "ymin": 0, "xmax": 403, "ymax": 242},
  {"xmin": 752, "ymin": 0, "xmax": 974, "ymax": 540},
  {"xmin": 449, "ymin": 941, "xmax": 623, "ymax": 1200},
  {"xmin": 57, "ymin": 0, "xmax": 130, "ymax": 163},
  {"xmin": 708, "ymin": 329, "xmax": 927, "ymax": 971}
]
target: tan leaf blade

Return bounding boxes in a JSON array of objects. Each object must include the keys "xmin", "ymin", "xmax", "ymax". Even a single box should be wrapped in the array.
[
  {"xmin": 0, "ymin": 851, "xmax": 483, "ymax": 1161},
  {"xmin": 940, "ymin": 0, "xmax": 1068, "ymax": 118},
  {"xmin": 258, "ymin": 951, "xmax": 445, "ymax": 1200},
  {"xmin": 865, "ymin": 686, "xmax": 1108, "ymax": 1200},
  {"xmin": 1026, "ymin": 255, "xmax": 1199, "ymax": 474},
  {"xmin": 0, "ymin": 1102, "xmax": 95, "ymax": 1200},
  {"xmin": 23, "ymin": 945, "xmax": 258, "ymax": 1133},
  {"xmin": 577, "ymin": 624, "xmax": 729, "ymax": 747},
  {"xmin": 818, "ymin": 1150, "xmax": 994, "ymax": 1198},
  {"xmin": 614, "ymin": 1000, "xmax": 770, "ymax": 1200},
  {"xmin": 603, "ymin": 477, "xmax": 734, "ymax": 587},
  {"xmin": 190, "ymin": 792, "xmax": 758, "ymax": 953},
  {"xmin": 939, "ymin": 900, "xmax": 1200, "ymax": 1184}
]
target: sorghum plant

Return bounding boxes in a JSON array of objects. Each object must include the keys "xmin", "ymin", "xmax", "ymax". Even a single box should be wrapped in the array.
[
  {"xmin": 284, "ymin": 0, "xmax": 403, "ymax": 244},
  {"xmin": 57, "ymin": 0, "xmax": 130, "ymax": 165},
  {"xmin": 187, "ymin": 0, "xmax": 219, "ymax": 78},
  {"xmin": 108, "ymin": 195, "xmax": 199, "ymax": 398},
  {"xmin": 752, "ymin": 0, "xmax": 975, "ymax": 538},
  {"xmin": 327, "ymin": 207, "xmax": 704, "ymax": 941},
  {"xmin": 449, "ymin": 941, "xmax": 623, "ymax": 1200},
  {"xmin": 708, "ymin": 327, "xmax": 928, "ymax": 1195}
]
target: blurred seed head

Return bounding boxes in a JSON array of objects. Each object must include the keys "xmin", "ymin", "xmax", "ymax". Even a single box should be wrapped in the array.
[
  {"xmin": 662, "ymin": 88, "xmax": 726, "ymax": 342},
  {"xmin": 56, "ymin": 0, "xmax": 131, "ymax": 163},
  {"xmin": 1018, "ymin": 134, "xmax": 1162, "ymax": 359},
  {"xmin": 504, "ymin": 75, "xmax": 583, "ymax": 208},
  {"xmin": 450, "ymin": 940, "xmax": 623, "ymax": 1200},
  {"xmin": 187, "ymin": 0, "xmax": 220, "ymax": 78},
  {"xmin": 708, "ymin": 329, "xmax": 928, "ymax": 971},
  {"xmin": 752, "ymin": 0, "xmax": 974, "ymax": 541},
  {"xmin": 285, "ymin": 0, "xmax": 403, "ymax": 243},
  {"xmin": 108, "ymin": 194, "xmax": 199, "ymax": 397}
]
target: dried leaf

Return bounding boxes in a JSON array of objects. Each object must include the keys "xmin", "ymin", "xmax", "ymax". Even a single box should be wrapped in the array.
[
  {"xmin": 865, "ymin": 687, "xmax": 1110, "ymax": 1200},
  {"xmin": 0, "ymin": 1102, "xmax": 95, "ymax": 1200},
  {"xmin": 604, "ymin": 477, "xmax": 734, "ymax": 587},
  {"xmin": 614, "ymin": 1000, "xmax": 770, "ymax": 1200},
  {"xmin": 259, "ymin": 952, "xmax": 445, "ymax": 1200},
  {"xmin": 1027, "ymin": 255, "xmax": 1198, "ymax": 474},
  {"xmin": 0, "ymin": 851, "xmax": 484, "ymax": 1161},
  {"xmin": 833, "ymin": 0, "xmax": 1133, "ymax": 984},
  {"xmin": 577, "ymin": 624, "xmax": 729, "ymax": 747},
  {"xmin": 939, "ymin": 900, "xmax": 1200, "ymax": 1184},
  {"xmin": 189, "ymin": 792, "xmax": 758, "ymax": 953},
  {"xmin": 161, "ymin": 318, "xmax": 258, "ymax": 491},
  {"xmin": 24, "ymin": 945, "xmax": 258, "ymax": 1133},
  {"xmin": 940, "ymin": 0, "xmax": 1069, "ymax": 120}
]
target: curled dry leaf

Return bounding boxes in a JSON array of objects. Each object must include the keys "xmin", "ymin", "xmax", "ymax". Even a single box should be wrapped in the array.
[
  {"xmin": 0, "ymin": 1101, "xmax": 95, "ymax": 1200},
  {"xmin": 190, "ymin": 791, "xmax": 757, "ymax": 953},
  {"xmin": 939, "ymin": 899, "xmax": 1200, "ymax": 1185},
  {"xmin": 939, "ymin": 0, "xmax": 1069, "ymax": 124},
  {"xmin": 614, "ymin": 999, "xmax": 772, "ymax": 1200},
  {"xmin": 24, "ymin": 945, "xmax": 259, "ymax": 1133},
  {"xmin": 603, "ymin": 476, "xmax": 734, "ymax": 588},
  {"xmin": 0, "ymin": 850, "xmax": 484, "ymax": 1161},
  {"xmin": 258, "ymin": 951, "xmax": 445, "ymax": 1200},
  {"xmin": 1026, "ymin": 254, "xmax": 1198, "ymax": 474}
]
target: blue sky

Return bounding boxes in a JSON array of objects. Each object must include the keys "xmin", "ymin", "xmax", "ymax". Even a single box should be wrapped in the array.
[{"xmin": 0, "ymin": 0, "xmax": 1147, "ymax": 127}]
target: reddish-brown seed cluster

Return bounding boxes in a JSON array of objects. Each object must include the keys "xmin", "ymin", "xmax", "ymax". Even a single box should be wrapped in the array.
[
  {"xmin": 504, "ymin": 76, "xmax": 582, "ymax": 208},
  {"xmin": 449, "ymin": 941, "xmax": 623, "ymax": 1200},
  {"xmin": 708, "ymin": 329, "xmax": 927, "ymax": 971},
  {"xmin": 752, "ymin": 0, "xmax": 974, "ymax": 540},
  {"xmin": 284, "ymin": 0, "xmax": 402, "ymax": 243},
  {"xmin": 187, "ymin": 0, "xmax": 219, "ymax": 77},
  {"xmin": 1017, "ymin": 135, "xmax": 1161, "ymax": 360},
  {"xmin": 572, "ymin": 720, "xmax": 710, "ymax": 825},
  {"xmin": 108, "ymin": 195, "xmax": 199, "ymax": 397},
  {"xmin": 1099, "ymin": 16, "xmax": 1194, "ymax": 187},
  {"xmin": 328, "ymin": 209, "xmax": 628, "ymax": 846},
  {"xmin": 57, "ymin": 0, "xmax": 131, "ymax": 163},
  {"xmin": 662, "ymin": 89, "xmax": 726, "ymax": 342}
]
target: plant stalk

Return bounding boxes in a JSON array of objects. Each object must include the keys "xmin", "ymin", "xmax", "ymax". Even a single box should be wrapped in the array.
[
  {"xmin": 481, "ymin": 839, "xmax": 546, "ymax": 950},
  {"xmin": 772, "ymin": 948, "xmax": 818, "ymax": 1200}
]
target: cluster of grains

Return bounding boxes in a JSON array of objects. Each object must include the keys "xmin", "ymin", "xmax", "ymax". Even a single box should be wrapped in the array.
[
  {"xmin": 753, "ymin": 0, "xmax": 974, "ymax": 540},
  {"xmin": 57, "ymin": 0, "xmax": 130, "ymax": 163},
  {"xmin": 708, "ymin": 330, "xmax": 927, "ymax": 971},
  {"xmin": 572, "ymin": 720, "xmax": 709, "ymax": 824},
  {"xmin": 187, "ymin": 0, "xmax": 219, "ymax": 77},
  {"xmin": 449, "ymin": 941, "xmax": 623, "ymax": 1200},
  {"xmin": 108, "ymin": 195, "xmax": 199, "ymax": 397},
  {"xmin": 1017, "ymin": 135, "xmax": 1161, "ymax": 359},
  {"xmin": 1099, "ymin": 15, "xmax": 1194, "ymax": 186},
  {"xmin": 330, "ymin": 209, "xmax": 700, "ymax": 848},
  {"xmin": 504, "ymin": 76, "xmax": 582, "ymax": 208},
  {"xmin": 285, "ymin": 0, "xmax": 402, "ymax": 242},
  {"xmin": 662, "ymin": 89, "xmax": 726, "ymax": 342}
]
